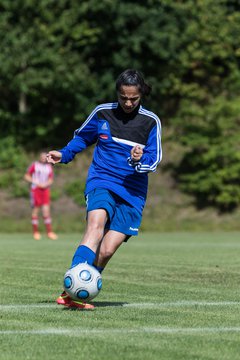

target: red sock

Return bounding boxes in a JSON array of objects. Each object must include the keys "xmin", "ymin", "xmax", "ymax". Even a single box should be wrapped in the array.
[
  {"xmin": 31, "ymin": 216, "xmax": 39, "ymax": 233},
  {"xmin": 44, "ymin": 217, "xmax": 52, "ymax": 233}
]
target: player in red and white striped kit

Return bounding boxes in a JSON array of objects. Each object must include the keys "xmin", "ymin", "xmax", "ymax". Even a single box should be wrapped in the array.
[{"xmin": 24, "ymin": 152, "xmax": 58, "ymax": 240}]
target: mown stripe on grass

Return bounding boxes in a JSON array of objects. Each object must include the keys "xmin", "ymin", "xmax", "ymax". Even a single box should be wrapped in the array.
[
  {"xmin": 2, "ymin": 327, "xmax": 240, "ymax": 335},
  {"xmin": 123, "ymin": 301, "xmax": 240, "ymax": 307},
  {"xmin": 1, "ymin": 301, "xmax": 240, "ymax": 311}
]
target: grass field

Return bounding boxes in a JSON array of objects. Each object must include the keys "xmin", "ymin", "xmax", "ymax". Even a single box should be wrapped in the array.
[{"xmin": 1, "ymin": 232, "xmax": 240, "ymax": 360}]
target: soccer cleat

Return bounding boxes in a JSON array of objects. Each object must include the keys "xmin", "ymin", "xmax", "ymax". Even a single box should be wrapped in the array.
[
  {"xmin": 33, "ymin": 232, "xmax": 41, "ymax": 240},
  {"xmin": 56, "ymin": 291, "xmax": 94, "ymax": 310},
  {"xmin": 67, "ymin": 299, "xmax": 95, "ymax": 310},
  {"xmin": 56, "ymin": 291, "xmax": 72, "ymax": 306},
  {"xmin": 47, "ymin": 232, "xmax": 58, "ymax": 240}
]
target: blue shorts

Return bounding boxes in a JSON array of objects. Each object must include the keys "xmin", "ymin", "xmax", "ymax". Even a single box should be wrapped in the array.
[{"xmin": 85, "ymin": 188, "xmax": 142, "ymax": 238}]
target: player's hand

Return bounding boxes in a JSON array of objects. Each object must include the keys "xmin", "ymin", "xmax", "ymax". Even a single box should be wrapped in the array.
[
  {"xmin": 37, "ymin": 182, "xmax": 48, "ymax": 189},
  {"xmin": 131, "ymin": 145, "xmax": 143, "ymax": 162},
  {"xmin": 46, "ymin": 150, "xmax": 62, "ymax": 164}
]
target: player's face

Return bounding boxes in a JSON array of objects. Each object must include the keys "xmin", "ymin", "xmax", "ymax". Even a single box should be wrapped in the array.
[
  {"xmin": 39, "ymin": 152, "xmax": 47, "ymax": 163},
  {"xmin": 118, "ymin": 85, "xmax": 141, "ymax": 113}
]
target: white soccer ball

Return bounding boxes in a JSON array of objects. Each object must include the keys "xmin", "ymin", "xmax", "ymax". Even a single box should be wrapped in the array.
[{"xmin": 63, "ymin": 263, "xmax": 102, "ymax": 301}]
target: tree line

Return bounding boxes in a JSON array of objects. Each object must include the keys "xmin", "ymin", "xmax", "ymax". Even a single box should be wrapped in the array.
[{"xmin": 0, "ymin": 0, "xmax": 240, "ymax": 210}]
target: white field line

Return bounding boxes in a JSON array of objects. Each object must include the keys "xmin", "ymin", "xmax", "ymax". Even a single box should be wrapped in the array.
[
  {"xmin": 123, "ymin": 301, "xmax": 240, "ymax": 307},
  {"xmin": 1, "ymin": 301, "xmax": 240, "ymax": 311},
  {"xmin": 2, "ymin": 327, "xmax": 240, "ymax": 336},
  {"xmin": 2, "ymin": 302, "xmax": 240, "ymax": 336}
]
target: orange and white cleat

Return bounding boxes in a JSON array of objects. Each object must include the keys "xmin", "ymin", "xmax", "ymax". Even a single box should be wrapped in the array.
[
  {"xmin": 56, "ymin": 291, "xmax": 72, "ymax": 306},
  {"xmin": 56, "ymin": 291, "xmax": 95, "ymax": 310},
  {"xmin": 67, "ymin": 299, "xmax": 95, "ymax": 310},
  {"xmin": 33, "ymin": 232, "xmax": 41, "ymax": 240},
  {"xmin": 47, "ymin": 232, "xmax": 58, "ymax": 240}
]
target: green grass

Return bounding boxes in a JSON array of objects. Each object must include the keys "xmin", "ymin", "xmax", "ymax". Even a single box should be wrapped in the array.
[{"xmin": 1, "ymin": 232, "xmax": 240, "ymax": 360}]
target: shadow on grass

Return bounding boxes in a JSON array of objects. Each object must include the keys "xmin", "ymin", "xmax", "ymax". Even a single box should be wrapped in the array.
[
  {"xmin": 92, "ymin": 301, "xmax": 127, "ymax": 307},
  {"xmin": 40, "ymin": 299, "xmax": 127, "ymax": 308},
  {"xmin": 61, "ymin": 301, "xmax": 127, "ymax": 311}
]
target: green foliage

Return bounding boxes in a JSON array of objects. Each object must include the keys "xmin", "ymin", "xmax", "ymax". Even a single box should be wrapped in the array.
[
  {"xmin": 0, "ymin": 0, "xmax": 101, "ymax": 147},
  {"xmin": 0, "ymin": 136, "xmax": 27, "ymax": 169},
  {"xmin": 176, "ymin": 98, "xmax": 240, "ymax": 210},
  {"xmin": 170, "ymin": 1, "xmax": 240, "ymax": 210},
  {"xmin": 64, "ymin": 179, "xmax": 86, "ymax": 207},
  {"xmin": 0, "ymin": 137, "xmax": 28, "ymax": 197},
  {"xmin": 50, "ymin": 188, "xmax": 62, "ymax": 201}
]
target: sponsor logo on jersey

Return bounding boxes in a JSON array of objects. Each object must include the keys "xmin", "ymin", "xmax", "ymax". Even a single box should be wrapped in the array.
[
  {"xmin": 100, "ymin": 134, "xmax": 108, "ymax": 140},
  {"xmin": 129, "ymin": 227, "xmax": 139, "ymax": 231}
]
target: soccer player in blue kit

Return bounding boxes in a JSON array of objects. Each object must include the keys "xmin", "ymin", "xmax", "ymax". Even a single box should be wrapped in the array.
[{"xmin": 47, "ymin": 69, "xmax": 162, "ymax": 309}]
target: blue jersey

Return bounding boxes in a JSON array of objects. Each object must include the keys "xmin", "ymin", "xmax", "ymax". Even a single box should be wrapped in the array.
[{"xmin": 59, "ymin": 102, "xmax": 162, "ymax": 211}]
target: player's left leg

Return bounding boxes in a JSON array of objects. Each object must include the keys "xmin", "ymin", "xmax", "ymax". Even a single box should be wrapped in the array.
[
  {"xmin": 31, "ymin": 206, "xmax": 41, "ymax": 240},
  {"xmin": 94, "ymin": 230, "xmax": 127, "ymax": 270},
  {"xmin": 93, "ymin": 197, "xmax": 142, "ymax": 272}
]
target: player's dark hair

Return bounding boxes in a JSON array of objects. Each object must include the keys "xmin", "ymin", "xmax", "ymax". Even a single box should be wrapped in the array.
[{"xmin": 116, "ymin": 69, "xmax": 152, "ymax": 96}]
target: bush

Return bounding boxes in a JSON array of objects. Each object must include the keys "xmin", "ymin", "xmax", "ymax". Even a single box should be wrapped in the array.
[
  {"xmin": 0, "ymin": 137, "xmax": 28, "ymax": 197},
  {"xmin": 175, "ymin": 98, "xmax": 240, "ymax": 211},
  {"xmin": 64, "ymin": 180, "xmax": 86, "ymax": 207}
]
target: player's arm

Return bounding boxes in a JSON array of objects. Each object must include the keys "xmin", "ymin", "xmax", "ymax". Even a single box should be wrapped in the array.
[
  {"xmin": 46, "ymin": 151, "xmax": 62, "ymax": 165},
  {"xmin": 48, "ymin": 110, "xmax": 99, "ymax": 165},
  {"xmin": 24, "ymin": 164, "xmax": 38, "ymax": 185},
  {"xmin": 24, "ymin": 173, "xmax": 33, "ymax": 184},
  {"xmin": 128, "ymin": 122, "xmax": 162, "ymax": 173},
  {"xmin": 24, "ymin": 171, "xmax": 43, "ymax": 187}
]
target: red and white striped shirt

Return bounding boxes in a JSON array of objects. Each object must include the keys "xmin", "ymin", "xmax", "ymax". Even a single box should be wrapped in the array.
[{"xmin": 27, "ymin": 161, "xmax": 53, "ymax": 189}]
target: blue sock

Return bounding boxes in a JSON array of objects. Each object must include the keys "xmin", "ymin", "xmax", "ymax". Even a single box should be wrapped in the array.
[
  {"xmin": 71, "ymin": 245, "xmax": 96, "ymax": 268},
  {"xmin": 93, "ymin": 265, "xmax": 104, "ymax": 274}
]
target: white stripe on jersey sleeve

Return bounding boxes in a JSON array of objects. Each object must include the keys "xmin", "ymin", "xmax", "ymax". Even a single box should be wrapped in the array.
[
  {"xmin": 74, "ymin": 103, "xmax": 118, "ymax": 136},
  {"xmin": 135, "ymin": 107, "xmax": 162, "ymax": 173}
]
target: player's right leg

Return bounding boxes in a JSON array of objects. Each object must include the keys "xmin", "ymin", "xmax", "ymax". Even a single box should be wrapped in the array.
[
  {"xmin": 56, "ymin": 210, "xmax": 107, "ymax": 308},
  {"xmin": 56, "ymin": 209, "xmax": 106, "ymax": 309},
  {"xmin": 56, "ymin": 189, "xmax": 114, "ymax": 309}
]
